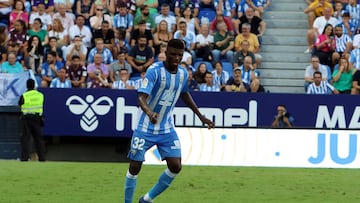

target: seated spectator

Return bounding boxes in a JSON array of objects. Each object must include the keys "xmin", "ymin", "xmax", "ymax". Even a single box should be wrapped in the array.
[
  {"xmin": 134, "ymin": 71, "xmax": 146, "ymax": 89},
  {"xmin": 130, "ymin": 20, "xmax": 154, "ymax": 48},
  {"xmin": 29, "ymin": 3, "xmax": 52, "ymax": 30},
  {"xmin": 52, "ymin": 3, "xmax": 75, "ymax": 32},
  {"xmin": 66, "ymin": 55, "xmax": 87, "ymax": 88},
  {"xmin": 76, "ymin": 0, "xmax": 94, "ymax": 26},
  {"xmin": 339, "ymin": 12, "xmax": 355, "ymax": 37},
  {"xmin": 235, "ymin": 7, "xmax": 266, "ymax": 44},
  {"xmin": 304, "ymin": 0, "xmax": 334, "ymax": 28},
  {"xmin": 109, "ymin": 50, "xmax": 132, "ymax": 83},
  {"xmin": 271, "ymin": 104, "xmax": 294, "ymax": 128},
  {"xmin": 112, "ymin": 68, "xmax": 136, "ymax": 89},
  {"xmin": 0, "ymin": 0, "xmax": 12, "ymax": 25},
  {"xmin": 214, "ymin": 0, "xmax": 234, "ymax": 18},
  {"xmin": 156, "ymin": 3, "xmax": 177, "ymax": 33},
  {"xmin": 41, "ymin": 51, "xmax": 64, "ymax": 87},
  {"xmin": 344, "ymin": 0, "xmax": 360, "ymax": 28},
  {"xmin": 64, "ymin": 35, "xmax": 88, "ymax": 66},
  {"xmin": 116, "ymin": 0, "xmax": 136, "ymax": 16},
  {"xmin": 212, "ymin": 21, "xmax": 234, "ymax": 64},
  {"xmin": 239, "ymin": 55, "xmax": 264, "ymax": 92},
  {"xmin": 334, "ymin": 24, "xmax": 352, "ymax": 61},
  {"xmin": 87, "ymin": 53, "xmax": 110, "ymax": 88},
  {"xmin": 49, "ymin": 67, "xmax": 72, "ymax": 88},
  {"xmin": 254, "ymin": 0, "xmax": 271, "ymax": 17},
  {"xmin": 195, "ymin": 23, "xmax": 214, "ymax": 62},
  {"xmin": 87, "ymin": 38, "xmax": 114, "ymax": 65},
  {"xmin": 93, "ymin": 0, "xmax": 116, "ymax": 15},
  {"xmin": 307, "ymin": 71, "xmax": 339, "ymax": 94},
  {"xmin": 332, "ymin": 56, "xmax": 355, "ymax": 94},
  {"xmin": 199, "ymin": 71, "xmax": 221, "ymax": 92},
  {"xmin": 69, "ymin": 15, "xmax": 93, "ymax": 49},
  {"xmin": 210, "ymin": 11, "xmax": 234, "ymax": 35},
  {"xmin": 127, "ymin": 34, "xmax": 154, "ymax": 79},
  {"xmin": 304, "ymin": 55, "xmax": 329, "ymax": 92},
  {"xmin": 305, "ymin": 7, "xmax": 339, "ymax": 54},
  {"xmin": 1, "ymin": 52, "xmax": 24, "ymax": 73},
  {"xmin": 174, "ymin": 20, "xmax": 197, "ymax": 60},
  {"xmin": 90, "ymin": 4, "xmax": 113, "ymax": 31},
  {"xmin": 7, "ymin": 42, "xmax": 24, "ymax": 65},
  {"xmin": 32, "ymin": 0, "xmax": 55, "ymax": 15},
  {"xmin": 54, "ymin": 0, "xmax": 74, "ymax": 13},
  {"xmin": 9, "ymin": 0, "xmax": 29, "ymax": 30},
  {"xmin": 134, "ymin": 0, "xmax": 158, "ymax": 19},
  {"xmin": 28, "ymin": 18, "xmax": 49, "ymax": 45},
  {"xmin": 9, "ymin": 19, "xmax": 28, "ymax": 49},
  {"xmin": 43, "ymin": 36, "xmax": 64, "ymax": 61},
  {"xmin": 133, "ymin": 5, "xmax": 156, "ymax": 33},
  {"xmin": 174, "ymin": 0, "xmax": 199, "ymax": 18},
  {"xmin": 313, "ymin": 24, "xmax": 338, "ymax": 69},
  {"xmin": 234, "ymin": 23, "xmax": 261, "ymax": 65},
  {"xmin": 212, "ymin": 61, "xmax": 229, "ymax": 91},
  {"xmin": 181, "ymin": 48, "xmax": 193, "ymax": 68},
  {"xmin": 114, "ymin": 29, "xmax": 131, "ymax": 56},
  {"xmin": 233, "ymin": 39, "xmax": 256, "ymax": 69},
  {"xmin": 157, "ymin": 52, "xmax": 166, "ymax": 62},
  {"xmin": 24, "ymin": 35, "xmax": 44, "ymax": 80},
  {"xmin": 153, "ymin": 20, "xmax": 173, "ymax": 56},
  {"xmin": 47, "ymin": 18, "xmax": 69, "ymax": 48},
  {"xmin": 113, "ymin": 3, "xmax": 133, "ymax": 42},
  {"xmin": 193, "ymin": 62, "xmax": 207, "ymax": 84},
  {"xmin": 93, "ymin": 21, "xmax": 115, "ymax": 54},
  {"xmin": 351, "ymin": 68, "xmax": 360, "ymax": 94},
  {"xmin": 333, "ymin": 1, "xmax": 344, "ymax": 22},
  {"xmin": 225, "ymin": 67, "xmax": 249, "ymax": 92},
  {"xmin": 178, "ymin": 5, "xmax": 200, "ymax": 34},
  {"xmin": 187, "ymin": 67, "xmax": 199, "ymax": 91}
]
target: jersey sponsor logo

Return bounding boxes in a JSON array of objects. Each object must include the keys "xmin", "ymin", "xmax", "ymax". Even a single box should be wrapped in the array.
[
  {"xmin": 141, "ymin": 78, "xmax": 148, "ymax": 88},
  {"xmin": 66, "ymin": 95, "xmax": 114, "ymax": 132}
]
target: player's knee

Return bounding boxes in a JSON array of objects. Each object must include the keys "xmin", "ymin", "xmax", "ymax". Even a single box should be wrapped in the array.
[
  {"xmin": 168, "ymin": 164, "xmax": 182, "ymax": 174},
  {"xmin": 129, "ymin": 161, "xmax": 142, "ymax": 175}
]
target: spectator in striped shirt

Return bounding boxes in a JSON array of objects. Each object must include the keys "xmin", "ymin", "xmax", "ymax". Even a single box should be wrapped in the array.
[
  {"xmin": 211, "ymin": 61, "xmax": 229, "ymax": 91},
  {"xmin": 113, "ymin": 3, "xmax": 133, "ymax": 42},
  {"xmin": 304, "ymin": 55, "xmax": 329, "ymax": 92},
  {"xmin": 87, "ymin": 38, "xmax": 114, "ymax": 65},
  {"xmin": 334, "ymin": 24, "xmax": 352, "ymax": 61},
  {"xmin": 199, "ymin": 71, "xmax": 220, "ymax": 92},
  {"xmin": 112, "ymin": 68, "xmax": 136, "ymax": 89},
  {"xmin": 239, "ymin": 55, "xmax": 264, "ymax": 92},
  {"xmin": 50, "ymin": 67, "xmax": 72, "ymax": 88},
  {"xmin": 307, "ymin": 71, "xmax": 339, "ymax": 94}
]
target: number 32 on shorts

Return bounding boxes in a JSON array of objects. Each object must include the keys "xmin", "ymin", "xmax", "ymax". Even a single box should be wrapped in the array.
[{"xmin": 132, "ymin": 137, "xmax": 145, "ymax": 150}]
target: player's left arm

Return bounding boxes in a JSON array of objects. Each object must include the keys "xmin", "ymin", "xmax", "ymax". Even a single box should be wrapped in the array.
[{"xmin": 180, "ymin": 92, "xmax": 215, "ymax": 129}]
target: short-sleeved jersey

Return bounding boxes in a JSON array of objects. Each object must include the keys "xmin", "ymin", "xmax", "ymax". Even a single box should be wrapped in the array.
[{"xmin": 135, "ymin": 62, "xmax": 189, "ymax": 135}]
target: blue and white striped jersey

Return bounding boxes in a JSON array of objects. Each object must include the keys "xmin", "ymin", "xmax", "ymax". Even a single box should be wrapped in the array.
[
  {"xmin": 335, "ymin": 34, "xmax": 352, "ymax": 53},
  {"xmin": 307, "ymin": 81, "xmax": 335, "ymax": 94},
  {"xmin": 199, "ymin": 83, "xmax": 220, "ymax": 92},
  {"xmin": 112, "ymin": 80, "xmax": 136, "ymax": 89},
  {"xmin": 49, "ymin": 78, "xmax": 72, "ymax": 88},
  {"xmin": 136, "ymin": 62, "xmax": 189, "ymax": 134}
]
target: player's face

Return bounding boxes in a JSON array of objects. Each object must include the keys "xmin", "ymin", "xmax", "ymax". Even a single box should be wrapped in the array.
[{"xmin": 166, "ymin": 47, "xmax": 184, "ymax": 68}]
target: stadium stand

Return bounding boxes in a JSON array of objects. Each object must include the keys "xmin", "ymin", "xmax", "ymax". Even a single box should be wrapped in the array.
[{"xmin": 260, "ymin": 0, "xmax": 309, "ymax": 93}]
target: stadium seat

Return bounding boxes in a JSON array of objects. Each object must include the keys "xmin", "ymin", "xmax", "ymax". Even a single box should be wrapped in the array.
[
  {"xmin": 194, "ymin": 61, "xmax": 213, "ymax": 72},
  {"xmin": 198, "ymin": 8, "xmax": 217, "ymax": 24},
  {"xmin": 222, "ymin": 62, "xmax": 233, "ymax": 78},
  {"xmin": 324, "ymin": 65, "xmax": 332, "ymax": 83}
]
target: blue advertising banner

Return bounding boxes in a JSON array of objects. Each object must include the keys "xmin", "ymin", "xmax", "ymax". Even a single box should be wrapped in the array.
[{"xmin": 40, "ymin": 88, "xmax": 360, "ymax": 137}]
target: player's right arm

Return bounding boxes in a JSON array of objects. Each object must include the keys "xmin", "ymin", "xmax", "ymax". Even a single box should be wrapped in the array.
[{"xmin": 138, "ymin": 92, "xmax": 158, "ymax": 124}]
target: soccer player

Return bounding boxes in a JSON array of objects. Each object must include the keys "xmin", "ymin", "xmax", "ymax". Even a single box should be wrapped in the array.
[{"xmin": 124, "ymin": 39, "xmax": 215, "ymax": 203}]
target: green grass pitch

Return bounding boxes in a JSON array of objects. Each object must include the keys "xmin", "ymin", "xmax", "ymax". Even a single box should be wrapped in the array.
[{"xmin": 1, "ymin": 160, "xmax": 359, "ymax": 203}]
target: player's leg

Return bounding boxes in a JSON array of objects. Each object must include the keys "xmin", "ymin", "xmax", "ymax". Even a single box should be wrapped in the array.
[
  {"xmin": 141, "ymin": 132, "xmax": 182, "ymax": 202},
  {"xmin": 124, "ymin": 131, "xmax": 153, "ymax": 203}
]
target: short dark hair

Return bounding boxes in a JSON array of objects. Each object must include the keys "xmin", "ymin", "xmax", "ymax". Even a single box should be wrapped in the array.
[
  {"xmin": 47, "ymin": 50, "xmax": 57, "ymax": 57},
  {"xmin": 167, "ymin": 39, "xmax": 185, "ymax": 50},
  {"xmin": 49, "ymin": 36, "xmax": 57, "ymax": 41},
  {"xmin": 27, "ymin": 79, "xmax": 35, "ymax": 89}
]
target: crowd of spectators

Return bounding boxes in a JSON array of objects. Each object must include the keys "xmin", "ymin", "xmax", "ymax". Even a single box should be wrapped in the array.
[
  {"xmin": 304, "ymin": 0, "xmax": 360, "ymax": 95},
  {"xmin": 0, "ymin": 0, "xmax": 272, "ymax": 93}
]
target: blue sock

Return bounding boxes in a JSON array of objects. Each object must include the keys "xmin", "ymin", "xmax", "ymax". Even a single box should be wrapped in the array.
[
  {"xmin": 147, "ymin": 168, "xmax": 177, "ymax": 200},
  {"xmin": 124, "ymin": 170, "xmax": 138, "ymax": 203}
]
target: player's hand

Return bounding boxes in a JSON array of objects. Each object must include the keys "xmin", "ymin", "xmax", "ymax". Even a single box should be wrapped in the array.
[
  {"xmin": 148, "ymin": 112, "xmax": 159, "ymax": 124},
  {"xmin": 200, "ymin": 115, "xmax": 215, "ymax": 129}
]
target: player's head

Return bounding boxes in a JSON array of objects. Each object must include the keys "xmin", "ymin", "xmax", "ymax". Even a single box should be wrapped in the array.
[{"xmin": 165, "ymin": 39, "xmax": 185, "ymax": 69}]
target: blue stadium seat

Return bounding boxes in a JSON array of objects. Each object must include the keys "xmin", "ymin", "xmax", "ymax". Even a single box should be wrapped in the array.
[
  {"xmin": 222, "ymin": 62, "xmax": 233, "ymax": 78},
  {"xmin": 324, "ymin": 65, "xmax": 332, "ymax": 83},
  {"xmin": 198, "ymin": 8, "xmax": 217, "ymax": 24},
  {"xmin": 194, "ymin": 61, "xmax": 213, "ymax": 72}
]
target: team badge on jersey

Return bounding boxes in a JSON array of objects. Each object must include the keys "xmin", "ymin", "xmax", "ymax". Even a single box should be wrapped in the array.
[{"xmin": 141, "ymin": 78, "xmax": 149, "ymax": 88}]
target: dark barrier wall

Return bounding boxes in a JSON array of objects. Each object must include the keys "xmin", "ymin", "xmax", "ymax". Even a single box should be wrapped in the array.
[
  {"xmin": 37, "ymin": 88, "xmax": 360, "ymax": 137},
  {"xmin": 0, "ymin": 106, "xmax": 21, "ymax": 158}
]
